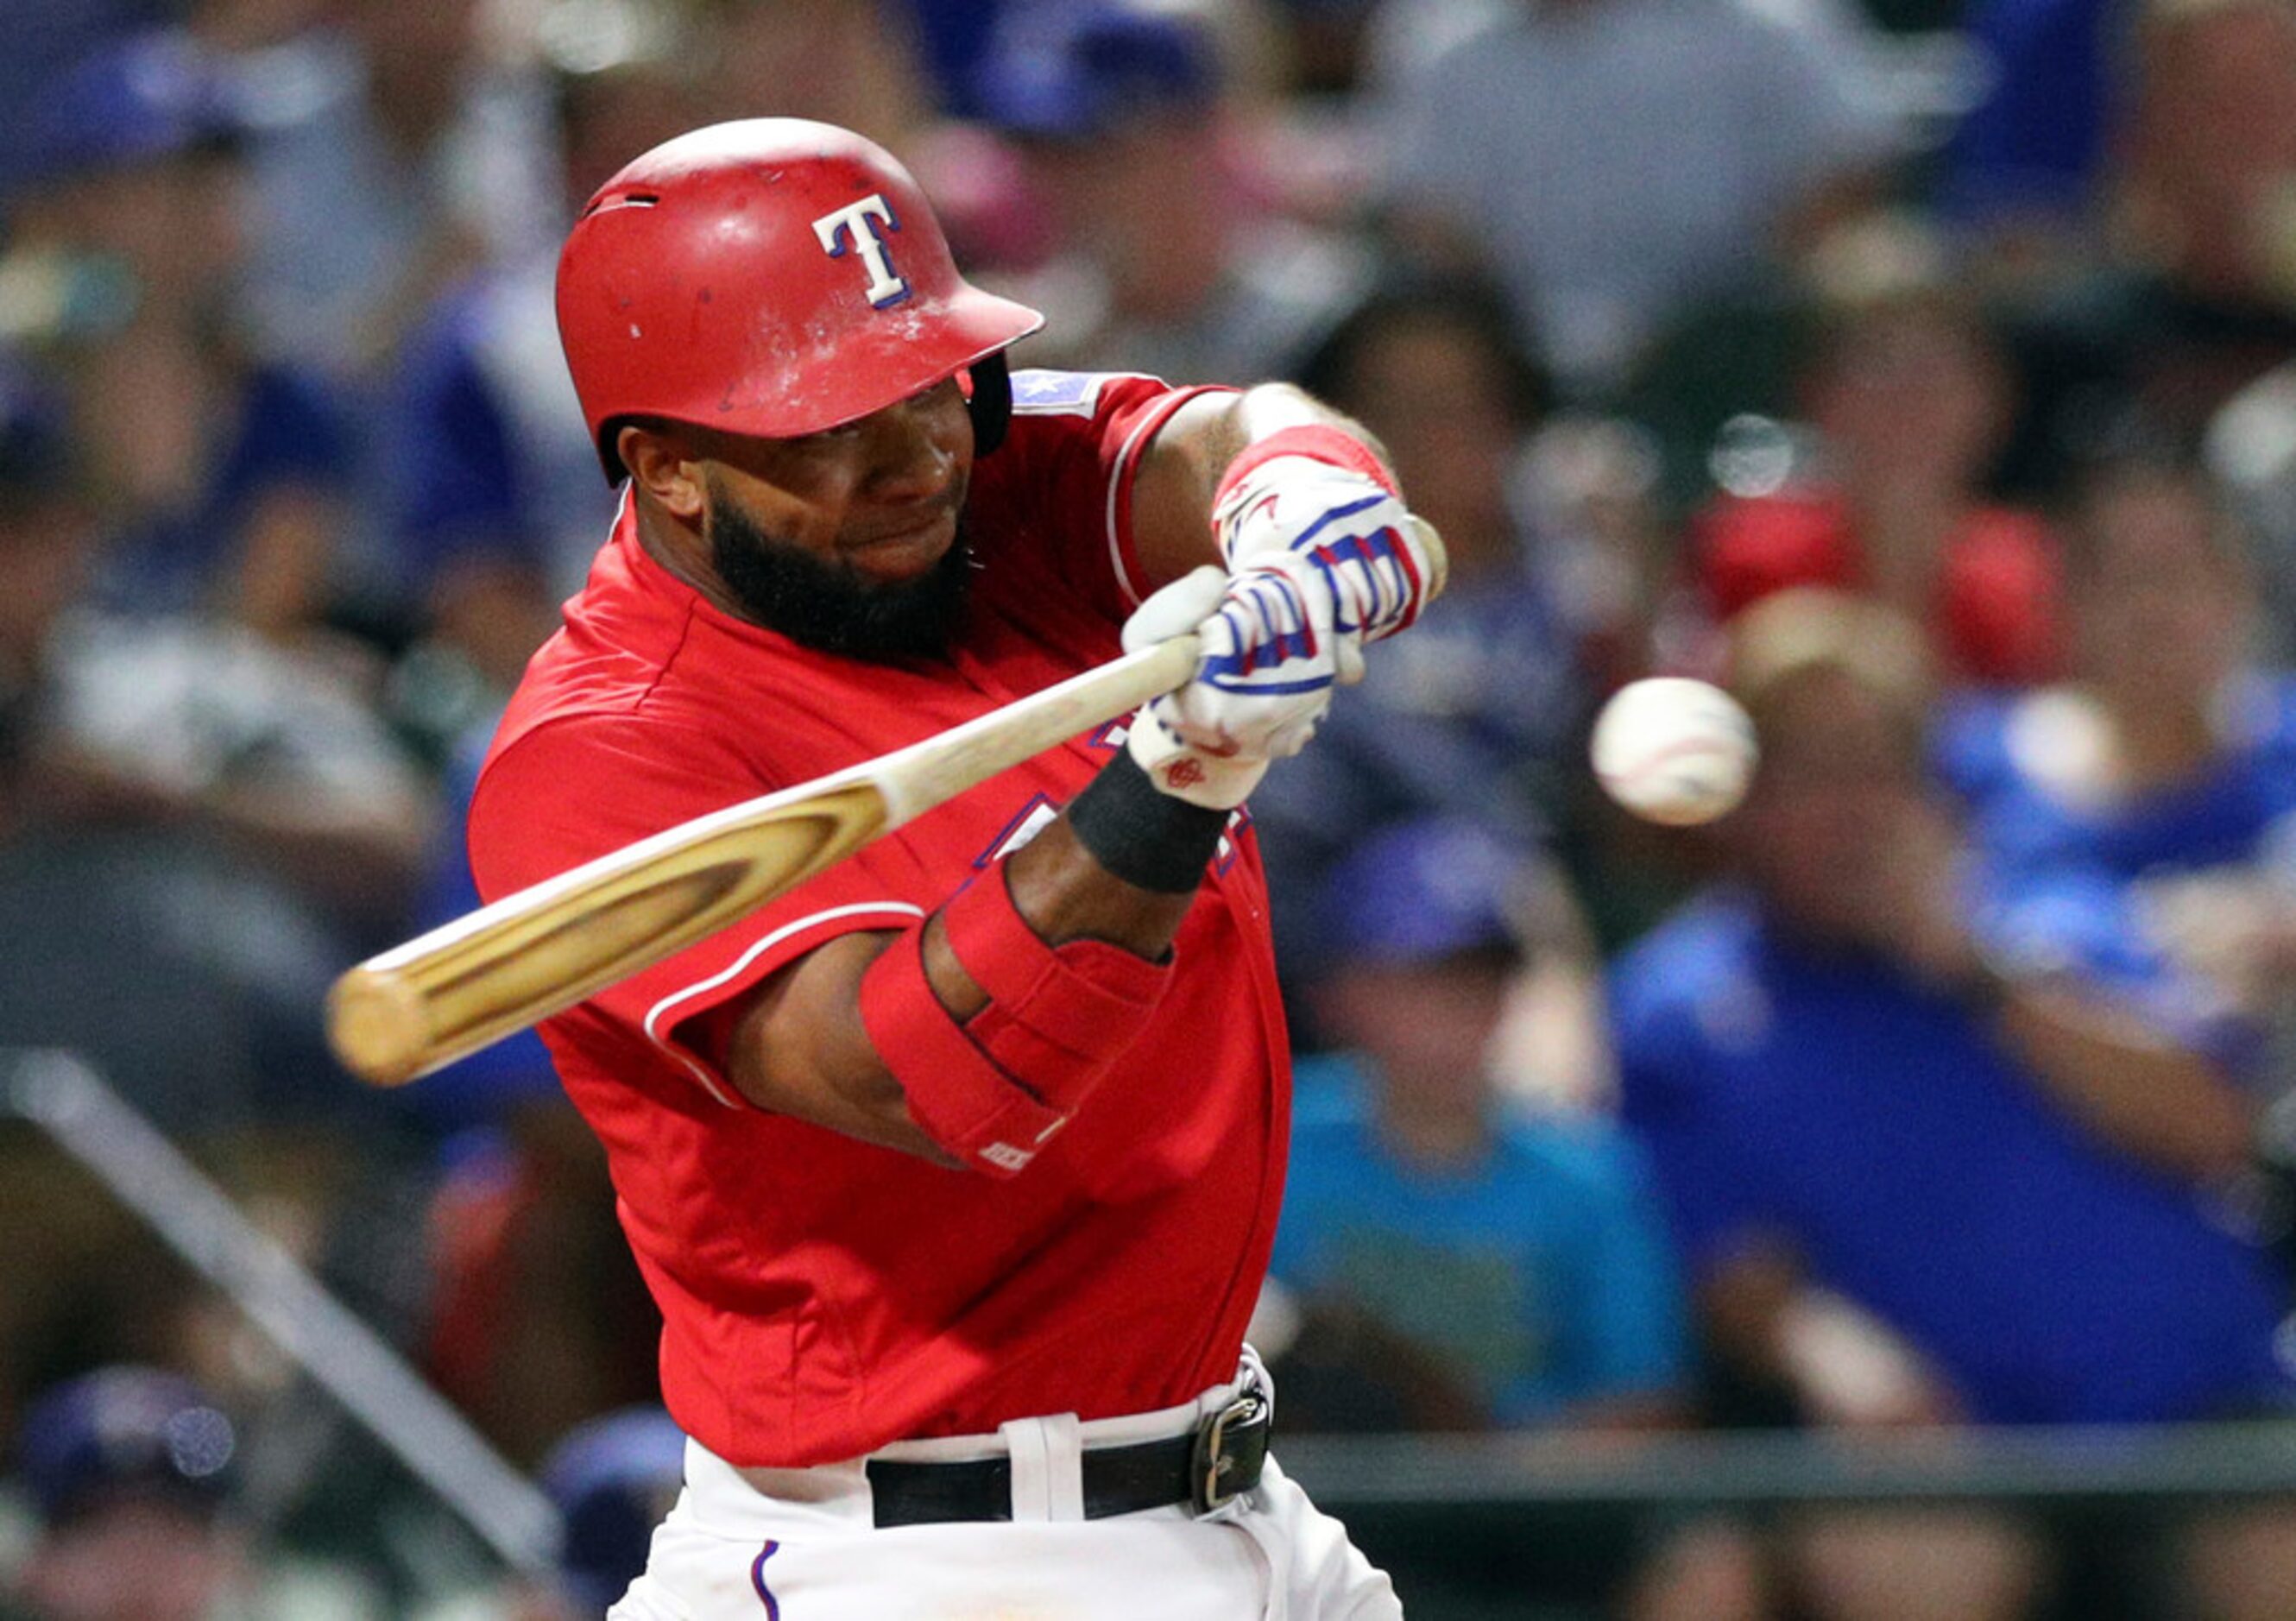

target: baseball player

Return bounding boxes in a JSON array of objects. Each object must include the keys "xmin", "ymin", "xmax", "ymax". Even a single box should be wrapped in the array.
[{"xmin": 468, "ymin": 117, "xmax": 1435, "ymax": 1618}]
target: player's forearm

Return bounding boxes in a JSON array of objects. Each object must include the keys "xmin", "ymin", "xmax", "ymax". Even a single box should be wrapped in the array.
[
  {"xmin": 720, "ymin": 930, "xmax": 958, "ymax": 1164},
  {"xmin": 1129, "ymin": 384, "xmax": 1396, "ymax": 588}
]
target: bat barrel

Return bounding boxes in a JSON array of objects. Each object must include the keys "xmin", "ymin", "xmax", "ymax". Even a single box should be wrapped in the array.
[{"xmin": 325, "ymin": 779, "xmax": 894, "ymax": 1087}]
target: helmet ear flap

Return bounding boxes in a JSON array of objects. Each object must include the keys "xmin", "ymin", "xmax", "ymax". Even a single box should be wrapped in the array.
[
  {"xmin": 596, "ymin": 419, "xmax": 631, "ymax": 487},
  {"xmin": 966, "ymin": 353, "xmax": 1012, "ymax": 457}
]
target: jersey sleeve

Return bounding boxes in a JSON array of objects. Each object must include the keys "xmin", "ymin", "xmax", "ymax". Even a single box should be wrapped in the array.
[
  {"xmin": 467, "ymin": 710, "xmax": 928, "ymax": 1107},
  {"xmin": 969, "ymin": 369, "xmax": 1236, "ymax": 620}
]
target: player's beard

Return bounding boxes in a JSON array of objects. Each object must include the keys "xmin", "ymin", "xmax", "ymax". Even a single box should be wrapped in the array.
[{"xmin": 706, "ymin": 487, "xmax": 974, "ymax": 660}]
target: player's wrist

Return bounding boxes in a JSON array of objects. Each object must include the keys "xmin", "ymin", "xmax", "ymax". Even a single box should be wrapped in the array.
[
  {"xmin": 1126, "ymin": 706, "xmax": 1268, "ymax": 810},
  {"xmin": 1213, "ymin": 426, "xmax": 1397, "ymax": 516},
  {"xmin": 1068, "ymin": 747, "xmax": 1231, "ymax": 893}
]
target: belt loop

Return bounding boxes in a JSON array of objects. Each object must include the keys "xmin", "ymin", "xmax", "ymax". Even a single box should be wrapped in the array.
[
  {"xmin": 997, "ymin": 1414, "xmax": 1085, "ymax": 1523},
  {"xmin": 1042, "ymin": 1413, "xmax": 1085, "ymax": 1522},
  {"xmin": 1237, "ymin": 1344, "xmax": 1273, "ymax": 1424}
]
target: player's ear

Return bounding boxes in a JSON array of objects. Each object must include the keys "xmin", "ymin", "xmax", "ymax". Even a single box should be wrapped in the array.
[{"xmin": 619, "ymin": 423, "xmax": 707, "ymax": 523}]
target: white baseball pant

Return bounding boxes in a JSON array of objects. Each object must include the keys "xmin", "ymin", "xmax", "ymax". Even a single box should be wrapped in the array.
[{"xmin": 605, "ymin": 1360, "xmax": 1402, "ymax": 1619}]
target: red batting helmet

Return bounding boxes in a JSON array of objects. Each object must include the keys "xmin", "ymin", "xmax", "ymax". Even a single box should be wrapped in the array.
[{"xmin": 556, "ymin": 118, "xmax": 1044, "ymax": 482}]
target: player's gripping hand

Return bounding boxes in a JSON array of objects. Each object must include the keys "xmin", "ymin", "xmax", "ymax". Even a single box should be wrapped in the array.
[
  {"xmin": 1126, "ymin": 555, "xmax": 1342, "ymax": 798},
  {"xmin": 1120, "ymin": 565, "xmax": 1274, "ymax": 810},
  {"xmin": 1210, "ymin": 427, "xmax": 1433, "ymax": 687}
]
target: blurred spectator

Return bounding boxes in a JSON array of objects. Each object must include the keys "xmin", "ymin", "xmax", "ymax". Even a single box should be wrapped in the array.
[
  {"xmin": 1936, "ymin": 459, "xmax": 2296, "ymax": 1055},
  {"xmin": 1689, "ymin": 213, "xmax": 2066, "ymax": 690},
  {"xmin": 4, "ymin": 1365, "xmax": 381, "ymax": 1619},
  {"xmin": 1999, "ymin": 0, "xmax": 2296, "ymax": 495},
  {"xmin": 222, "ymin": 0, "xmax": 562, "ymax": 382},
  {"xmin": 0, "ymin": 37, "xmax": 432, "ymax": 1127},
  {"xmin": 1270, "ymin": 817, "xmax": 1690, "ymax": 1433},
  {"xmin": 372, "ymin": 30, "xmax": 706, "ymax": 707},
  {"xmin": 2, "ymin": 28, "xmax": 430, "ymax": 919},
  {"xmin": 899, "ymin": 0, "xmax": 1011, "ymax": 118},
  {"xmin": 1613, "ymin": 588, "xmax": 2296, "ymax": 1619},
  {"xmin": 1375, "ymin": 0, "xmax": 1903, "ymax": 394},
  {"xmin": 7, "ymin": 28, "xmax": 356, "ymax": 640},
  {"xmin": 1266, "ymin": 817, "xmax": 1764, "ymax": 1621},
  {"xmin": 972, "ymin": 0, "xmax": 1373, "ymax": 383},
  {"xmin": 0, "ymin": 369, "xmax": 402, "ymax": 1129}
]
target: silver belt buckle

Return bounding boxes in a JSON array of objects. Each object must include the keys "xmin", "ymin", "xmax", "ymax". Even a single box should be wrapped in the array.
[{"xmin": 1190, "ymin": 1388, "xmax": 1267, "ymax": 1517}]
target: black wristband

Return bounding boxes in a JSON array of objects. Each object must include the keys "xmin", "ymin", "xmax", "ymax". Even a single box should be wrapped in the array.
[{"xmin": 1066, "ymin": 749, "xmax": 1229, "ymax": 894}]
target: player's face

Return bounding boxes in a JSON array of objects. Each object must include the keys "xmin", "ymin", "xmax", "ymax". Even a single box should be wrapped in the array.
[
  {"xmin": 703, "ymin": 376, "xmax": 974, "ymax": 587},
  {"xmin": 697, "ymin": 377, "xmax": 977, "ymax": 658}
]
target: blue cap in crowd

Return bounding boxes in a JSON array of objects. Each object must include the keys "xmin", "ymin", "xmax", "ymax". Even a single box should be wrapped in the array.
[
  {"xmin": 972, "ymin": 3, "xmax": 1221, "ymax": 141},
  {"xmin": 540, "ymin": 1405, "xmax": 687, "ymax": 1612},
  {"xmin": 13, "ymin": 30, "xmax": 240, "ymax": 196},
  {"xmin": 1320, "ymin": 816, "xmax": 1536, "ymax": 967},
  {"xmin": 14, "ymin": 1366, "xmax": 237, "ymax": 1527}
]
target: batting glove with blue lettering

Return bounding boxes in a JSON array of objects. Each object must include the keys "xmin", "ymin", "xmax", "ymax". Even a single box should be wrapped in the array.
[
  {"xmin": 1212, "ymin": 435, "xmax": 1430, "ymax": 684},
  {"xmin": 1120, "ymin": 430, "xmax": 1434, "ymax": 806}
]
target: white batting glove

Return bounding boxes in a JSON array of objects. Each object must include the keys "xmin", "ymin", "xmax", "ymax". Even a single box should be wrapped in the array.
[
  {"xmin": 1120, "ymin": 565, "xmax": 1272, "ymax": 809},
  {"xmin": 1212, "ymin": 449, "xmax": 1432, "ymax": 687},
  {"xmin": 1133, "ymin": 555, "xmax": 1339, "ymax": 759}
]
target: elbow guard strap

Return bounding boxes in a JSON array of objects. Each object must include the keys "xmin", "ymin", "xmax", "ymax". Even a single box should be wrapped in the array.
[
  {"xmin": 858, "ymin": 926, "xmax": 1065, "ymax": 1177},
  {"xmin": 855, "ymin": 871, "xmax": 1171, "ymax": 1176},
  {"xmin": 941, "ymin": 866, "xmax": 1171, "ymax": 1093}
]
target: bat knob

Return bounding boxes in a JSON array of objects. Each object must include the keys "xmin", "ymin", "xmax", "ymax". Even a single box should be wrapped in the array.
[{"xmin": 326, "ymin": 968, "xmax": 433, "ymax": 1088}]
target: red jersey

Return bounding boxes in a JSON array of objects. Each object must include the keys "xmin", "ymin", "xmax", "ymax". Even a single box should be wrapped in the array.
[
  {"xmin": 1692, "ymin": 489, "xmax": 2065, "ymax": 687},
  {"xmin": 467, "ymin": 372, "xmax": 1290, "ymax": 1467}
]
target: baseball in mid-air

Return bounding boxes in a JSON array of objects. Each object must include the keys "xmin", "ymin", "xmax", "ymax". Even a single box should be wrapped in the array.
[{"xmin": 1589, "ymin": 677, "xmax": 1758, "ymax": 826}]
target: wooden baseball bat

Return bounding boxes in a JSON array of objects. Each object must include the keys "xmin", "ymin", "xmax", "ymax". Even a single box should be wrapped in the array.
[{"xmin": 328, "ymin": 518, "xmax": 1447, "ymax": 1088}]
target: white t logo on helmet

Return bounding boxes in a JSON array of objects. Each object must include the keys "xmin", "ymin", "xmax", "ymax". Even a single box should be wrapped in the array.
[{"xmin": 812, "ymin": 193, "xmax": 911, "ymax": 309}]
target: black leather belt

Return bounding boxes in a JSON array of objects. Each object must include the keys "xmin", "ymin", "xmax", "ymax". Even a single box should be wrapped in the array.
[{"xmin": 865, "ymin": 1387, "xmax": 1271, "ymax": 1528}]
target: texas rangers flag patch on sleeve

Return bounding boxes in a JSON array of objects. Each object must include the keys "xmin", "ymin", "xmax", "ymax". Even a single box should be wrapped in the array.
[{"xmin": 1009, "ymin": 370, "xmax": 1112, "ymax": 416}]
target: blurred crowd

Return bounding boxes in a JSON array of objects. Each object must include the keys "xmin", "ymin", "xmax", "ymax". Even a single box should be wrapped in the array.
[{"xmin": 3, "ymin": 0, "xmax": 2296, "ymax": 1616}]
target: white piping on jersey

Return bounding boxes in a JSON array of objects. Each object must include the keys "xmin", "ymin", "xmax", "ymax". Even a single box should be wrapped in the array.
[
  {"xmin": 1105, "ymin": 406, "xmax": 1167, "ymax": 610},
  {"xmin": 641, "ymin": 900, "xmax": 928, "ymax": 1107}
]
